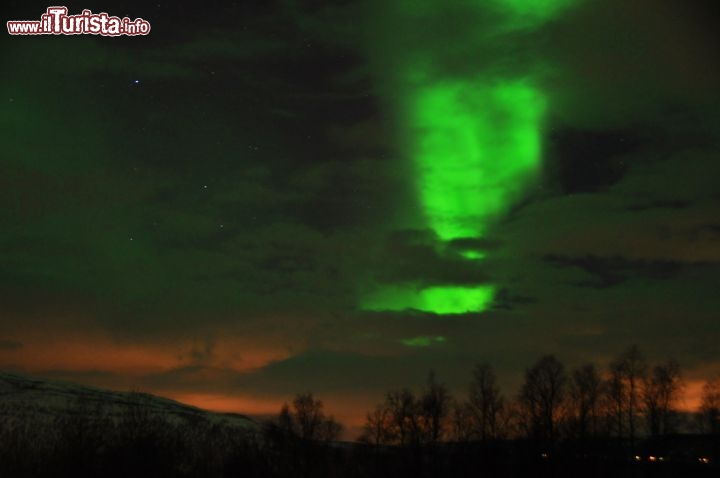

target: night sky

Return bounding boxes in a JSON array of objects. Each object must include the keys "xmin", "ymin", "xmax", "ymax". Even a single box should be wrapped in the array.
[{"xmin": 2, "ymin": 0, "xmax": 719, "ymax": 432}]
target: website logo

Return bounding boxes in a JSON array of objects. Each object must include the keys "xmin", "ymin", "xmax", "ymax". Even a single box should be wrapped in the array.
[{"xmin": 7, "ymin": 7, "xmax": 151, "ymax": 36}]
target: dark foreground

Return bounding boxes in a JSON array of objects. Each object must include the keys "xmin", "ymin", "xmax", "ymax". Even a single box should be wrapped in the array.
[
  {"xmin": 2, "ymin": 418, "xmax": 718, "ymax": 478},
  {"xmin": 1, "ymin": 373, "xmax": 717, "ymax": 477}
]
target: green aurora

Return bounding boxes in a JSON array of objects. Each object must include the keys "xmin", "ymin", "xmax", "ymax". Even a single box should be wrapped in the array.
[
  {"xmin": 363, "ymin": 284, "xmax": 496, "ymax": 315},
  {"xmin": 490, "ymin": 0, "xmax": 579, "ymax": 26},
  {"xmin": 361, "ymin": 0, "xmax": 578, "ymax": 316},
  {"xmin": 413, "ymin": 80, "xmax": 546, "ymax": 242}
]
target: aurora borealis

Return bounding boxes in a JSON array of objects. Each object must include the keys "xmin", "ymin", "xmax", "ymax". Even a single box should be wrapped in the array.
[
  {"xmin": 372, "ymin": 80, "xmax": 547, "ymax": 314},
  {"xmin": 2, "ymin": 0, "xmax": 720, "ymax": 435},
  {"xmin": 361, "ymin": 0, "xmax": 566, "ymax": 314},
  {"xmin": 411, "ymin": 81, "xmax": 546, "ymax": 243},
  {"xmin": 363, "ymin": 284, "xmax": 496, "ymax": 315}
]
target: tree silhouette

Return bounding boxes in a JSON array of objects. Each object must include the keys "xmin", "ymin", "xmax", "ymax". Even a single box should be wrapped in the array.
[
  {"xmin": 360, "ymin": 404, "xmax": 392, "ymax": 446},
  {"xmin": 608, "ymin": 345, "xmax": 646, "ymax": 446},
  {"xmin": 419, "ymin": 371, "xmax": 451, "ymax": 445},
  {"xmin": 568, "ymin": 363, "xmax": 603, "ymax": 441},
  {"xmin": 643, "ymin": 359, "xmax": 683, "ymax": 437},
  {"xmin": 450, "ymin": 400, "xmax": 475, "ymax": 442},
  {"xmin": 276, "ymin": 393, "xmax": 342, "ymax": 442},
  {"xmin": 698, "ymin": 378, "xmax": 720, "ymax": 434},
  {"xmin": 293, "ymin": 394, "xmax": 325, "ymax": 441},
  {"xmin": 384, "ymin": 388, "xmax": 416, "ymax": 446},
  {"xmin": 518, "ymin": 355, "xmax": 567, "ymax": 449},
  {"xmin": 468, "ymin": 363, "xmax": 504, "ymax": 442}
]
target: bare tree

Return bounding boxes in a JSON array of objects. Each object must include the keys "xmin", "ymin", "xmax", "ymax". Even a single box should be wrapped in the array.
[
  {"xmin": 318, "ymin": 415, "xmax": 343, "ymax": 443},
  {"xmin": 360, "ymin": 404, "xmax": 392, "ymax": 446},
  {"xmin": 643, "ymin": 360, "xmax": 683, "ymax": 436},
  {"xmin": 419, "ymin": 371, "xmax": 451, "ymax": 445},
  {"xmin": 385, "ymin": 388, "xmax": 416, "ymax": 446},
  {"xmin": 698, "ymin": 378, "xmax": 720, "ymax": 434},
  {"xmin": 606, "ymin": 361, "xmax": 627, "ymax": 439},
  {"xmin": 450, "ymin": 400, "xmax": 475, "ymax": 442},
  {"xmin": 569, "ymin": 363, "xmax": 603, "ymax": 441},
  {"xmin": 518, "ymin": 355, "xmax": 567, "ymax": 447},
  {"xmin": 468, "ymin": 363, "xmax": 504, "ymax": 442},
  {"xmin": 608, "ymin": 345, "xmax": 646, "ymax": 445},
  {"xmin": 276, "ymin": 393, "xmax": 342, "ymax": 442},
  {"xmin": 277, "ymin": 403, "xmax": 295, "ymax": 435},
  {"xmin": 293, "ymin": 393, "xmax": 325, "ymax": 440},
  {"xmin": 500, "ymin": 398, "xmax": 526, "ymax": 440}
]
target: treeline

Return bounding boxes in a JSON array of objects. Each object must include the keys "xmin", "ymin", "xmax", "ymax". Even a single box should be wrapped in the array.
[
  {"xmin": 356, "ymin": 345, "xmax": 720, "ymax": 449},
  {"xmin": 261, "ymin": 345, "xmax": 720, "ymax": 478}
]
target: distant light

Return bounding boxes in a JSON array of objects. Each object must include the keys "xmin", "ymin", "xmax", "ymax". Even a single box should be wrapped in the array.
[
  {"xmin": 634, "ymin": 456, "xmax": 641, "ymax": 461},
  {"xmin": 132, "ymin": 79, "xmax": 141, "ymax": 85},
  {"xmin": 540, "ymin": 453, "xmax": 549, "ymax": 459},
  {"xmin": 699, "ymin": 457, "xmax": 710, "ymax": 464},
  {"xmin": 648, "ymin": 456, "xmax": 657, "ymax": 462}
]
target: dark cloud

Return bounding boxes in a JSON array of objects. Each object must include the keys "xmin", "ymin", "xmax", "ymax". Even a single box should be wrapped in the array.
[
  {"xmin": 369, "ymin": 230, "xmax": 492, "ymax": 286},
  {"xmin": 545, "ymin": 0, "xmax": 720, "ymax": 130},
  {"xmin": 543, "ymin": 254, "xmax": 689, "ymax": 289},
  {"xmin": 546, "ymin": 128, "xmax": 639, "ymax": 193},
  {"xmin": 624, "ymin": 200, "xmax": 691, "ymax": 212},
  {"xmin": 491, "ymin": 288, "xmax": 538, "ymax": 311},
  {"xmin": 0, "ymin": 340, "xmax": 23, "ymax": 351}
]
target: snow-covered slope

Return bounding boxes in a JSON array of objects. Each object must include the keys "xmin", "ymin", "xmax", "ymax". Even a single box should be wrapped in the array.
[{"xmin": 0, "ymin": 371, "xmax": 259, "ymax": 432}]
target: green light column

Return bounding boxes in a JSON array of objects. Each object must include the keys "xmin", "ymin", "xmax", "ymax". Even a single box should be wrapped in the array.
[
  {"xmin": 362, "ymin": 0, "xmax": 579, "ymax": 316},
  {"xmin": 413, "ymin": 80, "xmax": 546, "ymax": 242}
]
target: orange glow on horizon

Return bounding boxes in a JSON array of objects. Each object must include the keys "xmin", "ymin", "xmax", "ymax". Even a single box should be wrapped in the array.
[
  {"xmin": 2, "ymin": 322, "xmax": 719, "ymax": 442},
  {"xmin": 681, "ymin": 379, "xmax": 706, "ymax": 411},
  {"xmin": 167, "ymin": 392, "xmax": 283, "ymax": 416},
  {"xmin": 0, "ymin": 329, "xmax": 291, "ymax": 375}
]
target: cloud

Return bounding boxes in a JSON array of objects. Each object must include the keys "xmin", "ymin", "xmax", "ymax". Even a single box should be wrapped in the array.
[
  {"xmin": 367, "ymin": 229, "xmax": 492, "ymax": 286},
  {"xmin": 0, "ymin": 340, "xmax": 22, "ymax": 351},
  {"xmin": 542, "ymin": 0, "xmax": 720, "ymax": 130},
  {"xmin": 543, "ymin": 255, "xmax": 688, "ymax": 289}
]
